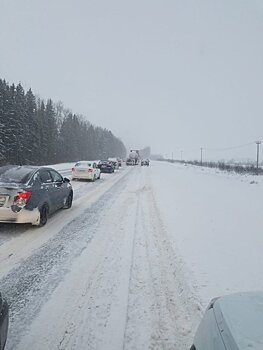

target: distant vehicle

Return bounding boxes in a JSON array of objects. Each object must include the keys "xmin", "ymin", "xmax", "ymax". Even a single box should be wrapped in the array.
[
  {"xmin": 126, "ymin": 150, "xmax": 140, "ymax": 165},
  {"xmin": 191, "ymin": 291, "xmax": 263, "ymax": 350},
  {"xmin": 108, "ymin": 158, "xmax": 119, "ymax": 169},
  {"xmin": 0, "ymin": 165, "xmax": 73, "ymax": 227},
  {"xmin": 97, "ymin": 160, "xmax": 115, "ymax": 173},
  {"xmin": 141, "ymin": 159, "xmax": 150, "ymax": 166},
  {"xmin": 0, "ymin": 292, "xmax": 8, "ymax": 350},
  {"xmin": 126, "ymin": 159, "xmax": 135, "ymax": 166},
  {"xmin": 117, "ymin": 158, "xmax": 122, "ymax": 167},
  {"xmin": 71, "ymin": 161, "xmax": 101, "ymax": 181}
]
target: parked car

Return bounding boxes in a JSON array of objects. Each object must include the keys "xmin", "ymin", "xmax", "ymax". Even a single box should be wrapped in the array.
[
  {"xmin": 141, "ymin": 159, "xmax": 150, "ymax": 166},
  {"xmin": 71, "ymin": 161, "xmax": 101, "ymax": 181},
  {"xmin": 97, "ymin": 160, "xmax": 115, "ymax": 173},
  {"xmin": 191, "ymin": 291, "xmax": 263, "ymax": 350},
  {"xmin": 108, "ymin": 158, "xmax": 119, "ymax": 169},
  {"xmin": 0, "ymin": 165, "xmax": 73, "ymax": 227},
  {"xmin": 0, "ymin": 292, "xmax": 8, "ymax": 350}
]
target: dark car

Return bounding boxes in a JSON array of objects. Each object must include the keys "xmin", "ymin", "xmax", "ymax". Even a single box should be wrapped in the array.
[
  {"xmin": 191, "ymin": 291, "xmax": 263, "ymax": 350},
  {"xmin": 141, "ymin": 159, "xmax": 150, "ymax": 166},
  {"xmin": 97, "ymin": 161, "xmax": 114, "ymax": 173},
  {"xmin": 0, "ymin": 165, "xmax": 73, "ymax": 227},
  {"xmin": 108, "ymin": 158, "xmax": 119, "ymax": 169},
  {"xmin": 0, "ymin": 293, "xmax": 8, "ymax": 350}
]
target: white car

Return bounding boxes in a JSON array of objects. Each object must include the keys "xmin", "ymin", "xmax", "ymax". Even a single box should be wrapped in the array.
[
  {"xmin": 71, "ymin": 161, "xmax": 101, "ymax": 181},
  {"xmin": 191, "ymin": 291, "xmax": 263, "ymax": 350}
]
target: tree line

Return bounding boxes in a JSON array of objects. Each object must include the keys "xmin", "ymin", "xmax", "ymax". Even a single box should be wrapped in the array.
[{"xmin": 0, "ymin": 79, "xmax": 126, "ymax": 166}]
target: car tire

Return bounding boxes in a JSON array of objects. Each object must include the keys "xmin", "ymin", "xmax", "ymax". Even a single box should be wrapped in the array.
[
  {"xmin": 37, "ymin": 204, "xmax": 49, "ymax": 227},
  {"xmin": 98, "ymin": 174, "xmax": 101, "ymax": 179},
  {"xmin": 64, "ymin": 191, "xmax": 73, "ymax": 209}
]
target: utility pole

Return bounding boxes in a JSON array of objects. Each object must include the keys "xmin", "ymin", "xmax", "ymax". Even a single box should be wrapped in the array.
[
  {"xmin": 200, "ymin": 147, "xmax": 203, "ymax": 165},
  {"xmin": 256, "ymin": 141, "xmax": 261, "ymax": 175}
]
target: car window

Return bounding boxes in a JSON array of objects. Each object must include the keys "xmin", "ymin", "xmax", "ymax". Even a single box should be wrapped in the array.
[
  {"xmin": 75, "ymin": 162, "xmax": 92, "ymax": 167},
  {"xmin": 39, "ymin": 170, "xmax": 53, "ymax": 183},
  {"xmin": 50, "ymin": 170, "xmax": 63, "ymax": 182},
  {"xmin": 93, "ymin": 163, "xmax": 97, "ymax": 168},
  {"xmin": 29, "ymin": 171, "xmax": 42, "ymax": 186}
]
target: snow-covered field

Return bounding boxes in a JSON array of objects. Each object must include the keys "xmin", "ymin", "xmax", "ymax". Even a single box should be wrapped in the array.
[
  {"xmin": 0, "ymin": 161, "xmax": 263, "ymax": 349},
  {"xmin": 150, "ymin": 162, "xmax": 263, "ymax": 305}
]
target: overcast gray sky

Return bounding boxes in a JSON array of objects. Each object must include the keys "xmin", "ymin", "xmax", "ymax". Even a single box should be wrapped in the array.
[{"xmin": 1, "ymin": 0, "xmax": 263, "ymax": 160}]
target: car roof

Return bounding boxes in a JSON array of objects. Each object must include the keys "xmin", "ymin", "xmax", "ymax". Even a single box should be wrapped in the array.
[
  {"xmin": 75, "ymin": 161, "xmax": 94, "ymax": 165},
  {"xmin": 0, "ymin": 164, "xmax": 39, "ymax": 170},
  {"xmin": 0, "ymin": 165, "xmax": 62, "ymax": 176},
  {"xmin": 213, "ymin": 291, "xmax": 263, "ymax": 349},
  {"xmin": 75, "ymin": 160, "xmax": 94, "ymax": 163}
]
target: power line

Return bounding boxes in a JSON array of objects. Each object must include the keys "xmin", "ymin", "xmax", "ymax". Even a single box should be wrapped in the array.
[{"xmin": 204, "ymin": 141, "xmax": 255, "ymax": 152}]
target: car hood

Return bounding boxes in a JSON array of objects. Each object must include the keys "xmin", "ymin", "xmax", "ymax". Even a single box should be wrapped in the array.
[{"xmin": 214, "ymin": 291, "xmax": 263, "ymax": 350}]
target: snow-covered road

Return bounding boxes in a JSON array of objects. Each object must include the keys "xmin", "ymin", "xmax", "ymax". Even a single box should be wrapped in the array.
[{"xmin": 1, "ymin": 161, "xmax": 263, "ymax": 349}]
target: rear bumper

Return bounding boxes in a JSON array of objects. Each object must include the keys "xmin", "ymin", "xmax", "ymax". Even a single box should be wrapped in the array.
[
  {"xmin": 100, "ymin": 168, "xmax": 113, "ymax": 173},
  {"xmin": 72, "ymin": 173, "xmax": 93, "ymax": 180},
  {"xmin": 0, "ymin": 207, "xmax": 40, "ymax": 225}
]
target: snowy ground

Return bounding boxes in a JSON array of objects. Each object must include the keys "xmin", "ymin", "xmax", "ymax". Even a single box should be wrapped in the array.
[{"xmin": 0, "ymin": 161, "xmax": 263, "ymax": 349}]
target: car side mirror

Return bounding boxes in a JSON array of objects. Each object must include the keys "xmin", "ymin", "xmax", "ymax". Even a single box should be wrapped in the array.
[{"xmin": 64, "ymin": 177, "xmax": 70, "ymax": 183}]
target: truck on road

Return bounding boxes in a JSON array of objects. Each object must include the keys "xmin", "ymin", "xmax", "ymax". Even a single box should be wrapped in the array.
[{"xmin": 126, "ymin": 150, "xmax": 140, "ymax": 165}]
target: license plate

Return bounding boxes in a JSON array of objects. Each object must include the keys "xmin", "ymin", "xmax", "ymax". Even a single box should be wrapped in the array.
[{"xmin": 0, "ymin": 195, "xmax": 8, "ymax": 207}]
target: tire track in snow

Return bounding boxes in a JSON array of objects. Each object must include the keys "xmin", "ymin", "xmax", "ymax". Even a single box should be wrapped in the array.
[{"xmin": 123, "ymin": 168, "xmax": 202, "ymax": 349}]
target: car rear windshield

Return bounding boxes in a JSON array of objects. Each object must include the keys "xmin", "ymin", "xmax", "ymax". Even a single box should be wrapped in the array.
[
  {"xmin": 75, "ymin": 162, "xmax": 92, "ymax": 167},
  {"xmin": 0, "ymin": 166, "xmax": 34, "ymax": 184}
]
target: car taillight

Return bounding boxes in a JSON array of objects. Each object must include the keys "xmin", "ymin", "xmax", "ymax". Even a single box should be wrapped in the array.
[
  {"xmin": 88, "ymin": 169, "xmax": 93, "ymax": 173},
  {"xmin": 14, "ymin": 191, "xmax": 32, "ymax": 207}
]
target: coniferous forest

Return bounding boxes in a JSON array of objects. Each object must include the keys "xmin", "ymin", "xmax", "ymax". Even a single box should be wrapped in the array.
[{"xmin": 0, "ymin": 79, "xmax": 126, "ymax": 166}]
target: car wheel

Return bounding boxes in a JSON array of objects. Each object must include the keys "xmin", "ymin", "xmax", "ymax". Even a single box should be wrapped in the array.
[
  {"xmin": 64, "ymin": 191, "xmax": 73, "ymax": 209},
  {"xmin": 37, "ymin": 204, "xmax": 49, "ymax": 227},
  {"xmin": 98, "ymin": 174, "xmax": 101, "ymax": 179}
]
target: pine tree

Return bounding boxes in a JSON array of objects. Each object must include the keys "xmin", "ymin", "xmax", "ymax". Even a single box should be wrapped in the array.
[
  {"xmin": 25, "ymin": 88, "xmax": 39, "ymax": 164},
  {"xmin": 14, "ymin": 83, "xmax": 27, "ymax": 164},
  {"xmin": 45, "ymin": 99, "xmax": 58, "ymax": 164},
  {"xmin": 0, "ymin": 79, "xmax": 6, "ymax": 164}
]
